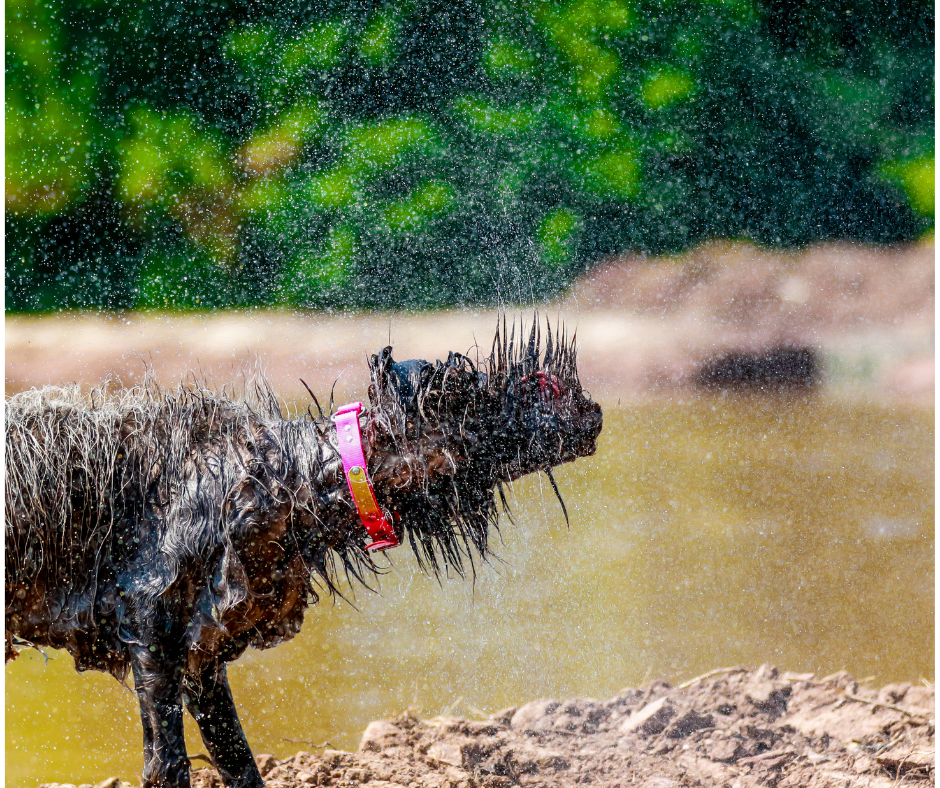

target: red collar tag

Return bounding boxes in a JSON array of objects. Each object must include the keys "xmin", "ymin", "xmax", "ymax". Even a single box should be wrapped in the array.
[{"xmin": 333, "ymin": 402, "xmax": 399, "ymax": 552}]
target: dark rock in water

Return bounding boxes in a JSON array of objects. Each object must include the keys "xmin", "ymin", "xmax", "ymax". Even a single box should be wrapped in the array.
[{"xmin": 696, "ymin": 347, "xmax": 820, "ymax": 391}]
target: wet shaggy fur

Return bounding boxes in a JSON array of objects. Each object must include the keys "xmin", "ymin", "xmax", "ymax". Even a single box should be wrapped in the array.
[{"xmin": 5, "ymin": 319, "xmax": 602, "ymax": 788}]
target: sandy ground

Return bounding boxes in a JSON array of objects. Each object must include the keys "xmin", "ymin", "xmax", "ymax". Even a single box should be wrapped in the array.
[
  {"xmin": 5, "ymin": 240, "xmax": 934, "ymax": 404},
  {"xmin": 40, "ymin": 667, "xmax": 934, "ymax": 788}
]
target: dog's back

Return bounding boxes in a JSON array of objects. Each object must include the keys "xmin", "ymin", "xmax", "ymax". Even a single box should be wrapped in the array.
[{"xmin": 4, "ymin": 381, "xmax": 318, "ymax": 673}]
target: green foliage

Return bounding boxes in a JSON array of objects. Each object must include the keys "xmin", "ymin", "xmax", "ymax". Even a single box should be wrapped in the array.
[
  {"xmin": 881, "ymin": 156, "xmax": 935, "ymax": 217},
  {"xmin": 280, "ymin": 223, "xmax": 357, "ymax": 306},
  {"xmin": 6, "ymin": 0, "xmax": 98, "ymax": 216},
  {"xmin": 360, "ymin": 13, "xmax": 397, "ymax": 64},
  {"xmin": 384, "ymin": 182, "xmax": 454, "ymax": 231},
  {"xmin": 641, "ymin": 70, "xmax": 694, "ymax": 109},
  {"xmin": 136, "ymin": 242, "xmax": 233, "ymax": 310},
  {"xmin": 539, "ymin": 208, "xmax": 581, "ymax": 266},
  {"xmin": 5, "ymin": 0, "xmax": 934, "ymax": 312}
]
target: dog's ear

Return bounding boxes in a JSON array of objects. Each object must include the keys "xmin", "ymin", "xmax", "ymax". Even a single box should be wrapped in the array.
[
  {"xmin": 371, "ymin": 347, "xmax": 395, "ymax": 378},
  {"xmin": 389, "ymin": 359, "xmax": 432, "ymax": 414},
  {"xmin": 369, "ymin": 347, "xmax": 396, "ymax": 403}
]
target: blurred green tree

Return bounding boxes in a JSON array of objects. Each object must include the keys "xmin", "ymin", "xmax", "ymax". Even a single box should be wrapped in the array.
[{"xmin": 5, "ymin": 0, "xmax": 933, "ymax": 311}]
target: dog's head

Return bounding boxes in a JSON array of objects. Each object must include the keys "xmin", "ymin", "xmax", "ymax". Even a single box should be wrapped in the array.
[
  {"xmin": 480, "ymin": 318, "xmax": 602, "ymax": 482},
  {"xmin": 363, "ymin": 318, "xmax": 601, "ymax": 575},
  {"xmin": 366, "ymin": 349, "xmax": 479, "ymax": 489},
  {"xmin": 366, "ymin": 319, "xmax": 601, "ymax": 487}
]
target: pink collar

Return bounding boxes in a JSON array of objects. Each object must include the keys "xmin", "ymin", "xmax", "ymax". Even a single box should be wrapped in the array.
[{"xmin": 333, "ymin": 402, "xmax": 399, "ymax": 552}]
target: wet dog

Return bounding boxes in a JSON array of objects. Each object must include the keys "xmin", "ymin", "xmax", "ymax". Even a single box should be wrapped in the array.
[{"xmin": 5, "ymin": 320, "xmax": 602, "ymax": 788}]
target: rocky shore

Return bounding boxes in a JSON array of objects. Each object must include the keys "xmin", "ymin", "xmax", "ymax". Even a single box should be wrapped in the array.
[{"xmin": 42, "ymin": 667, "xmax": 934, "ymax": 788}]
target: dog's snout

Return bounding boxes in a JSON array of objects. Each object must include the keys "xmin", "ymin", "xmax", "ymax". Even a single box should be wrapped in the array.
[
  {"xmin": 588, "ymin": 402, "xmax": 602, "ymax": 436},
  {"xmin": 577, "ymin": 401, "xmax": 603, "ymax": 454}
]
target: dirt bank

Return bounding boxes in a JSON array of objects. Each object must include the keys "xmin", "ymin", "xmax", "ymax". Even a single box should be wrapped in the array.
[
  {"xmin": 6, "ymin": 240, "xmax": 934, "ymax": 404},
  {"xmin": 229, "ymin": 666, "xmax": 935, "ymax": 788},
  {"xmin": 43, "ymin": 667, "xmax": 933, "ymax": 788}
]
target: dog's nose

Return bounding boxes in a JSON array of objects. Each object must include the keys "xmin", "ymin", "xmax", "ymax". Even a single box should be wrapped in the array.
[{"xmin": 587, "ymin": 405, "xmax": 603, "ymax": 439}]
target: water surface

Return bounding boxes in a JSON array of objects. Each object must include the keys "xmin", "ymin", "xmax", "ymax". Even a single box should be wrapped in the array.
[{"xmin": 6, "ymin": 396, "xmax": 933, "ymax": 786}]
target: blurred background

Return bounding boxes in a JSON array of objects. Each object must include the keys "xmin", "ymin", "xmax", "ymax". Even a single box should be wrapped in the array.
[
  {"xmin": 4, "ymin": 0, "xmax": 934, "ymax": 786},
  {"xmin": 5, "ymin": 0, "xmax": 934, "ymax": 310}
]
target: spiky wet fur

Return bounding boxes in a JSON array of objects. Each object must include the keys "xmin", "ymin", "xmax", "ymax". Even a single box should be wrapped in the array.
[
  {"xmin": 5, "ymin": 318, "xmax": 601, "ymax": 788},
  {"xmin": 366, "ymin": 317, "xmax": 599, "ymax": 576},
  {"xmin": 6, "ymin": 379, "xmax": 374, "ymax": 676}
]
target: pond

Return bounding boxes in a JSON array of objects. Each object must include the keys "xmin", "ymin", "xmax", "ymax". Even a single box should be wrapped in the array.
[{"xmin": 5, "ymin": 395, "xmax": 934, "ymax": 787}]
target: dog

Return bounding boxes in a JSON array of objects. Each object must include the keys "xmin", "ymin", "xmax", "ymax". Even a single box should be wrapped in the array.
[{"xmin": 6, "ymin": 320, "xmax": 602, "ymax": 788}]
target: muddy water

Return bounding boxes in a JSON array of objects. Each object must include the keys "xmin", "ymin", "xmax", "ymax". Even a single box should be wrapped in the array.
[{"xmin": 6, "ymin": 396, "xmax": 934, "ymax": 787}]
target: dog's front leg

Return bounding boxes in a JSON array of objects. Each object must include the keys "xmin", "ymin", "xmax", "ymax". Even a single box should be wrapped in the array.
[
  {"xmin": 138, "ymin": 700, "xmax": 156, "ymax": 779},
  {"xmin": 183, "ymin": 662, "xmax": 264, "ymax": 788},
  {"xmin": 126, "ymin": 619, "xmax": 190, "ymax": 788}
]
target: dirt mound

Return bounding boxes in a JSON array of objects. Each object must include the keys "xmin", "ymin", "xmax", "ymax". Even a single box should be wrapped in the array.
[
  {"xmin": 87, "ymin": 666, "xmax": 917, "ymax": 788},
  {"xmin": 564, "ymin": 239, "xmax": 934, "ymax": 401},
  {"xmin": 34, "ymin": 667, "xmax": 936, "ymax": 787},
  {"xmin": 571, "ymin": 240, "xmax": 934, "ymax": 333}
]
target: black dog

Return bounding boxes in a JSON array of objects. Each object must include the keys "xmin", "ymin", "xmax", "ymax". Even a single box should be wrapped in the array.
[{"xmin": 5, "ymin": 320, "xmax": 602, "ymax": 788}]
